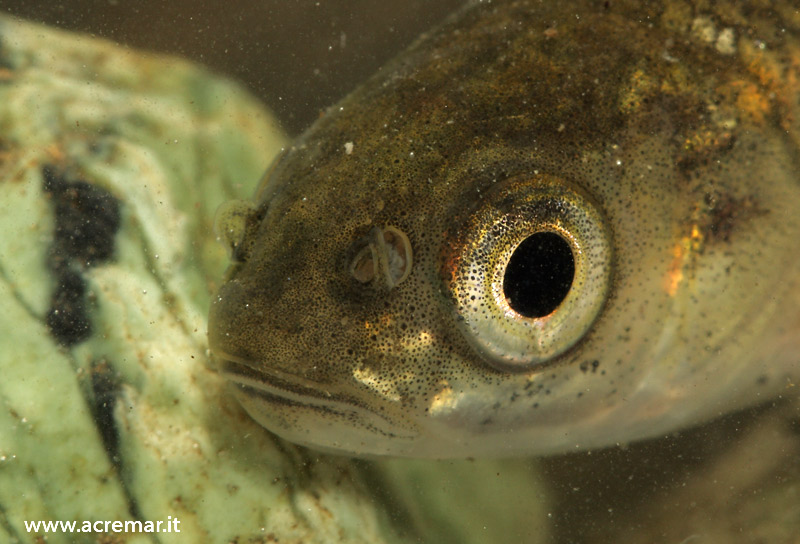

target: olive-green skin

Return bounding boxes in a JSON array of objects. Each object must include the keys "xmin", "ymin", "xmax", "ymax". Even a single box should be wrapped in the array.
[{"xmin": 209, "ymin": 0, "xmax": 800, "ymax": 457}]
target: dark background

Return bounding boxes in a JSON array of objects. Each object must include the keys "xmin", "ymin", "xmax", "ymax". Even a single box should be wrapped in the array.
[{"xmin": 0, "ymin": 1, "xmax": 463, "ymax": 135}]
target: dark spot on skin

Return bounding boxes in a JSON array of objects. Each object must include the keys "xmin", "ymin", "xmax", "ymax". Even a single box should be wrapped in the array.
[
  {"xmin": 676, "ymin": 133, "xmax": 737, "ymax": 182},
  {"xmin": 701, "ymin": 193, "xmax": 767, "ymax": 243},
  {"xmin": 89, "ymin": 359, "xmax": 122, "ymax": 466},
  {"xmin": 789, "ymin": 417, "xmax": 800, "ymax": 437},
  {"xmin": 42, "ymin": 165, "xmax": 121, "ymax": 346},
  {"xmin": 579, "ymin": 359, "xmax": 600, "ymax": 373}
]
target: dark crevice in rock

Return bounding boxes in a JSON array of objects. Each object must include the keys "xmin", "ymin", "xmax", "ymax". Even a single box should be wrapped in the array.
[
  {"xmin": 87, "ymin": 358, "xmax": 144, "ymax": 523},
  {"xmin": 42, "ymin": 165, "xmax": 121, "ymax": 346},
  {"xmin": 89, "ymin": 359, "xmax": 122, "ymax": 466},
  {"xmin": 0, "ymin": 501, "xmax": 23, "ymax": 543}
]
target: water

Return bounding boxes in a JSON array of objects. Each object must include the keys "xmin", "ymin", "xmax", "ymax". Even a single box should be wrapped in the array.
[{"xmin": 2, "ymin": 0, "xmax": 462, "ymax": 135}]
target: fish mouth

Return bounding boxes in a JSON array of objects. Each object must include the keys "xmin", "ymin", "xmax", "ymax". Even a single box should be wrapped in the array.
[
  {"xmin": 214, "ymin": 350, "xmax": 417, "ymax": 450},
  {"xmin": 219, "ymin": 353, "xmax": 345, "ymax": 409}
]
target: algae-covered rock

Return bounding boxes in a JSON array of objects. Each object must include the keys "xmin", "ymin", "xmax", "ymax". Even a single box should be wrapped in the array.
[{"xmin": 0, "ymin": 14, "xmax": 551, "ymax": 544}]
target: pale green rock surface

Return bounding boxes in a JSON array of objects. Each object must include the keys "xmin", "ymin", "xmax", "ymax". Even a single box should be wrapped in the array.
[{"xmin": 0, "ymin": 15, "xmax": 551, "ymax": 544}]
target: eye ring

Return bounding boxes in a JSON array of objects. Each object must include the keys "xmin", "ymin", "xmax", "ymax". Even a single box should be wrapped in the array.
[{"xmin": 443, "ymin": 173, "xmax": 612, "ymax": 372}]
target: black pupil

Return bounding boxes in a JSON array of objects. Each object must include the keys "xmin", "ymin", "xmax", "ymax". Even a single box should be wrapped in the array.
[{"xmin": 503, "ymin": 232, "xmax": 575, "ymax": 318}]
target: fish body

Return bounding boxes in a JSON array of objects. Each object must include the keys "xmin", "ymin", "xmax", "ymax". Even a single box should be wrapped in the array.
[{"xmin": 209, "ymin": 0, "xmax": 800, "ymax": 457}]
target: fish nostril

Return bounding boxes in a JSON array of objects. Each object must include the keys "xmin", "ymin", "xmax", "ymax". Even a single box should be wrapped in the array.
[
  {"xmin": 503, "ymin": 232, "xmax": 575, "ymax": 318},
  {"xmin": 381, "ymin": 226, "xmax": 413, "ymax": 286},
  {"xmin": 349, "ymin": 226, "xmax": 413, "ymax": 288},
  {"xmin": 350, "ymin": 244, "xmax": 379, "ymax": 283}
]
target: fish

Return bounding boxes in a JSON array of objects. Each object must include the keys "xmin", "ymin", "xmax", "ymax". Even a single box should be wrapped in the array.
[{"xmin": 208, "ymin": 0, "xmax": 800, "ymax": 458}]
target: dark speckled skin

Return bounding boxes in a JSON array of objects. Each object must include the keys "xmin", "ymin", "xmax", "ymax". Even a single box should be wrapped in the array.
[{"xmin": 209, "ymin": 0, "xmax": 800, "ymax": 457}]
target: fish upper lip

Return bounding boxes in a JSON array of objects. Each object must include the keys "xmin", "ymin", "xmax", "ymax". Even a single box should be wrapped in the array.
[{"xmin": 214, "ymin": 349, "xmax": 338, "ymax": 403}]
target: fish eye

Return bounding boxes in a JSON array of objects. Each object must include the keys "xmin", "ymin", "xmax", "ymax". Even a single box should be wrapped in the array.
[
  {"xmin": 503, "ymin": 231, "xmax": 575, "ymax": 318},
  {"xmin": 445, "ymin": 174, "xmax": 612, "ymax": 372}
]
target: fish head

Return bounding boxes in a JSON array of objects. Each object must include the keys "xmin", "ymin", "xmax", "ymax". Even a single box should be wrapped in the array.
[{"xmin": 208, "ymin": 0, "xmax": 800, "ymax": 457}]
